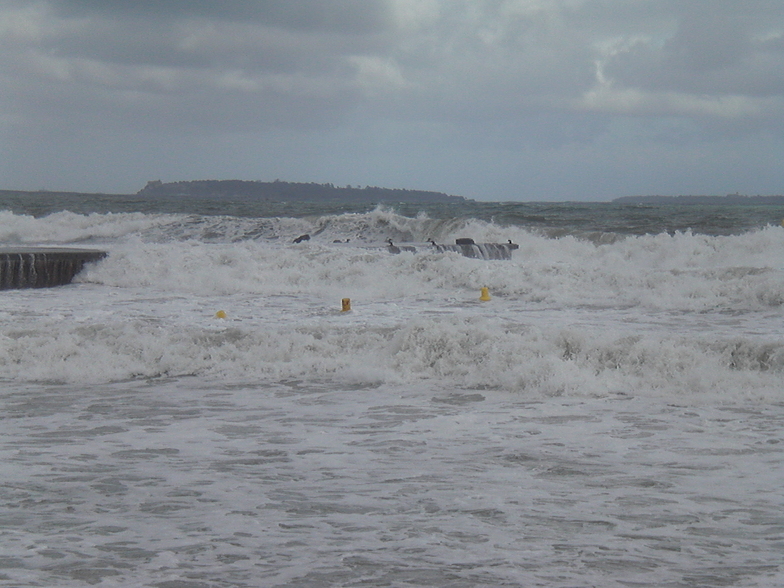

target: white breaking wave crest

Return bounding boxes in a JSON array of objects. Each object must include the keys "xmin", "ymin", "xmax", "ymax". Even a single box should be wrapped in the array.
[
  {"xmin": 0, "ymin": 207, "xmax": 505, "ymax": 246},
  {"xmin": 0, "ymin": 208, "xmax": 782, "ymax": 396},
  {"xmin": 0, "ymin": 305, "xmax": 781, "ymax": 399},
  {"xmin": 69, "ymin": 222, "xmax": 784, "ymax": 311}
]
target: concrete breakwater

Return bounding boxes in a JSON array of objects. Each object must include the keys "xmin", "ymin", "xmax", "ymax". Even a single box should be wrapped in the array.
[
  {"xmin": 384, "ymin": 240, "xmax": 519, "ymax": 260},
  {"xmin": 431, "ymin": 242, "xmax": 519, "ymax": 260},
  {"xmin": 0, "ymin": 248, "xmax": 106, "ymax": 289}
]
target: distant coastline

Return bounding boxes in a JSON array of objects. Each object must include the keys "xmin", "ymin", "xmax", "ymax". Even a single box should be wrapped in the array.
[
  {"xmin": 3, "ymin": 183, "xmax": 783, "ymax": 206},
  {"xmin": 613, "ymin": 194, "xmax": 784, "ymax": 205},
  {"xmin": 136, "ymin": 180, "xmax": 467, "ymax": 204},
  {"xmin": 0, "ymin": 179, "xmax": 469, "ymax": 205}
]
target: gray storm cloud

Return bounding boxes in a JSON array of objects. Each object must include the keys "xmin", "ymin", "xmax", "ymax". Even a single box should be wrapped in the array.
[{"xmin": 1, "ymin": 0, "xmax": 783, "ymax": 199}]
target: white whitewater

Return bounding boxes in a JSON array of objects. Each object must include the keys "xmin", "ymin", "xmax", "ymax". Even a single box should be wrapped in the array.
[{"xmin": 0, "ymin": 207, "xmax": 782, "ymax": 586}]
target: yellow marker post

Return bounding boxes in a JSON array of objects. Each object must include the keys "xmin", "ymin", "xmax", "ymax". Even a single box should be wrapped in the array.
[
  {"xmin": 480, "ymin": 287, "xmax": 491, "ymax": 301},
  {"xmin": 215, "ymin": 310, "xmax": 227, "ymax": 319},
  {"xmin": 341, "ymin": 298, "xmax": 351, "ymax": 312}
]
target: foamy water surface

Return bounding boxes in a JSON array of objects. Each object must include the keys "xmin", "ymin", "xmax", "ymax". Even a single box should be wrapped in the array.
[{"xmin": 0, "ymin": 206, "xmax": 782, "ymax": 586}]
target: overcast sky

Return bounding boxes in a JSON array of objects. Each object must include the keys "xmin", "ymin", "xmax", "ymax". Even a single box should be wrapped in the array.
[{"xmin": 1, "ymin": 0, "xmax": 783, "ymax": 201}]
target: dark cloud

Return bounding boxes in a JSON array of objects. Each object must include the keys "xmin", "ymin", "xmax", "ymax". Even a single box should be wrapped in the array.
[
  {"xmin": 603, "ymin": 8, "xmax": 784, "ymax": 98},
  {"xmin": 51, "ymin": 0, "xmax": 391, "ymax": 33},
  {"xmin": 0, "ymin": 0, "xmax": 391, "ymax": 134}
]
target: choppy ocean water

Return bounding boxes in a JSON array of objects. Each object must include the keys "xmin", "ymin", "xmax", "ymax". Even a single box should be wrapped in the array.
[{"xmin": 0, "ymin": 194, "xmax": 783, "ymax": 587}]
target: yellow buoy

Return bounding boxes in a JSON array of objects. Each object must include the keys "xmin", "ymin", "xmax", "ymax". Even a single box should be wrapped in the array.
[
  {"xmin": 480, "ymin": 287, "xmax": 491, "ymax": 301},
  {"xmin": 341, "ymin": 298, "xmax": 351, "ymax": 312},
  {"xmin": 215, "ymin": 310, "xmax": 227, "ymax": 319}
]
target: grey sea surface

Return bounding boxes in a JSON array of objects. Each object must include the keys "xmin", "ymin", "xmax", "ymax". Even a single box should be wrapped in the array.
[
  {"xmin": 2, "ymin": 190, "xmax": 783, "ymax": 238},
  {"xmin": 1, "ymin": 379, "xmax": 782, "ymax": 587}
]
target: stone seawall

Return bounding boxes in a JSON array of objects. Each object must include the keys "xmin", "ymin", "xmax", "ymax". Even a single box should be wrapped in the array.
[{"xmin": 0, "ymin": 248, "xmax": 106, "ymax": 289}]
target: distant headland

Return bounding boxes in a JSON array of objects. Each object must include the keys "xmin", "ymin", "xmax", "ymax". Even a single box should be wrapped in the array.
[
  {"xmin": 137, "ymin": 180, "xmax": 467, "ymax": 204},
  {"xmin": 0, "ymin": 179, "xmax": 468, "ymax": 205},
  {"xmin": 613, "ymin": 194, "xmax": 784, "ymax": 205}
]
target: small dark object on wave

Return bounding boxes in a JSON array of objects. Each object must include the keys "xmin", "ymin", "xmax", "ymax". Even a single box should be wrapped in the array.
[
  {"xmin": 507, "ymin": 239, "xmax": 519, "ymax": 250},
  {"xmin": 386, "ymin": 239, "xmax": 416, "ymax": 254},
  {"xmin": 293, "ymin": 234, "xmax": 310, "ymax": 243},
  {"xmin": 455, "ymin": 238, "xmax": 475, "ymax": 245}
]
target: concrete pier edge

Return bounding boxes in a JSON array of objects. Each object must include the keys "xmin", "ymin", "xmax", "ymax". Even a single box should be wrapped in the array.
[{"xmin": 0, "ymin": 247, "xmax": 107, "ymax": 289}]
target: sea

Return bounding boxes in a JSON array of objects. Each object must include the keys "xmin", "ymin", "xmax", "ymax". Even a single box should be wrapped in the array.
[{"xmin": 0, "ymin": 192, "xmax": 783, "ymax": 588}]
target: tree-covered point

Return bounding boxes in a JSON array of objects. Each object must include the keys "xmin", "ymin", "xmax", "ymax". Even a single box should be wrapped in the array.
[{"xmin": 138, "ymin": 179, "xmax": 468, "ymax": 204}]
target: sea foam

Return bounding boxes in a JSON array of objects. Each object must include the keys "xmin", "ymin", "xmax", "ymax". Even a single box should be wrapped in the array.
[{"xmin": 0, "ymin": 210, "xmax": 781, "ymax": 400}]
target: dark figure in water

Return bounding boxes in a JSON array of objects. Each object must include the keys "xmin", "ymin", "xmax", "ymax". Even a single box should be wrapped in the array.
[{"xmin": 293, "ymin": 234, "xmax": 310, "ymax": 243}]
